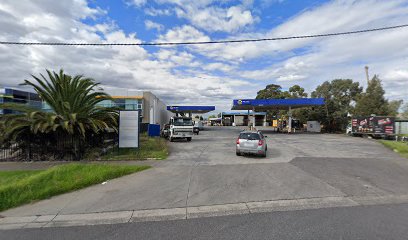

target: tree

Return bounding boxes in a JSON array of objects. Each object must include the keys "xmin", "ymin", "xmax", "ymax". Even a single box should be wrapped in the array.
[
  {"xmin": 256, "ymin": 84, "xmax": 309, "ymax": 121},
  {"xmin": 311, "ymin": 79, "xmax": 363, "ymax": 132},
  {"xmin": 387, "ymin": 100, "xmax": 403, "ymax": 117},
  {"xmin": 354, "ymin": 75, "xmax": 389, "ymax": 116},
  {"xmin": 256, "ymin": 84, "xmax": 285, "ymax": 99},
  {"xmin": 401, "ymin": 103, "xmax": 408, "ymax": 119},
  {"xmin": 286, "ymin": 85, "xmax": 308, "ymax": 122},
  {"xmin": 288, "ymin": 85, "xmax": 308, "ymax": 98},
  {"xmin": 0, "ymin": 69, "xmax": 119, "ymax": 159}
]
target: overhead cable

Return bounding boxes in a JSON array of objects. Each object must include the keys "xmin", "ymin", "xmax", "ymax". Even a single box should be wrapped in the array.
[{"xmin": 0, "ymin": 24, "xmax": 407, "ymax": 47}]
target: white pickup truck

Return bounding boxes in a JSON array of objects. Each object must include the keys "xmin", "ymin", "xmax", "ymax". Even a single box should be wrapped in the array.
[{"xmin": 169, "ymin": 116, "xmax": 194, "ymax": 142}]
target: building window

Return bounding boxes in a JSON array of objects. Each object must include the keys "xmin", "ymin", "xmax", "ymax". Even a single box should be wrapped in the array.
[{"xmin": 96, "ymin": 98, "xmax": 143, "ymax": 111}]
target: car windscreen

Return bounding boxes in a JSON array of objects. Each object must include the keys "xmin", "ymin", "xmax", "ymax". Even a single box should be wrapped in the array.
[
  {"xmin": 239, "ymin": 133, "xmax": 261, "ymax": 140},
  {"xmin": 173, "ymin": 118, "xmax": 192, "ymax": 126}
]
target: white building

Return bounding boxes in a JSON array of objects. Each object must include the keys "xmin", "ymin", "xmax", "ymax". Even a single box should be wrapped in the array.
[{"xmin": 97, "ymin": 89, "xmax": 173, "ymax": 126}]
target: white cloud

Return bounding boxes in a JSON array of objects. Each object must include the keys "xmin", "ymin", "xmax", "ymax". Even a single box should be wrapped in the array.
[
  {"xmin": 1, "ymin": 0, "xmax": 408, "ymax": 112},
  {"xmin": 276, "ymin": 74, "xmax": 307, "ymax": 82},
  {"xmin": 175, "ymin": 5, "xmax": 255, "ymax": 33},
  {"xmin": 192, "ymin": 0, "xmax": 408, "ymax": 61},
  {"xmin": 152, "ymin": 0, "xmax": 256, "ymax": 33},
  {"xmin": 144, "ymin": 7, "xmax": 173, "ymax": 16},
  {"xmin": 384, "ymin": 69, "xmax": 408, "ymax": 81},
  {"xmin": 202, "ymin": 62, "xmax": 236, "ymax": 72},
  {"xmin": 158, "ymin": 25, "xmax": 210, "ymax": 43},
  {"xmin": 0, "ymin": 0, "xmax": 246, "ymax": 110},
  {"xmin": 127, "ymin": 0, "xmax": 147, "ymax": 7},
  {"xmin": 191, "ymin": 0, "xmax": 408, "ymax": 102},
  {"xmin": 155, "ymin": 49, "xmax": 200, "ymax": 67},
  {"xmin": 145, "ymin": 20, "xmax": 164, "ymax": 31}
]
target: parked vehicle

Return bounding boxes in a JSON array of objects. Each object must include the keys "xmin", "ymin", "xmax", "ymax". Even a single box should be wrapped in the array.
[
  {"xmin": 194, "ymin": 120, "xmax": 204, "ymax": 130},
  {"xmin": 236, "ymin": 131, "xmax": 268, "ymax": 157},
  {"xmin": 168, "ymin": 116, "xmax": 194, "ymax": 142},
  {"xmin": 161, "ymin": 124, "xmax": 170, "ymax": 139},
  {"xmin": 193, "ymin": 126, "xmax": 200, "ymax": 135},
  {"xmin": 350, "ymin": 116, "xmax": 395, "ymax": 138}
]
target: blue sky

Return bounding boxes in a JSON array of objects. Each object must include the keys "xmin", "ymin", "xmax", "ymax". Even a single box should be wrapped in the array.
[
  {"xmin": 1, "ymin": 0, "xmax": 408, "ymax": 112},
  {"xmin": 85, "ymin": 0, "xmax": 326, "ymax": 42}
]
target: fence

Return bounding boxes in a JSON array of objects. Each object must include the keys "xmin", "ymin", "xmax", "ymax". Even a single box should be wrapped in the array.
[{"xmin": 0, "ymin": 131, "xmax": 118, "ymax": 162}]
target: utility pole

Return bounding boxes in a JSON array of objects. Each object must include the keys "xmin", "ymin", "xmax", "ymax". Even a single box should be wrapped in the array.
[{"xmin": 365, "ymin": 66, "xmax": 370, "ymax": 85}]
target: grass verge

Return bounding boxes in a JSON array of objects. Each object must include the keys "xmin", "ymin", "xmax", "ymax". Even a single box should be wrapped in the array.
[
  {"xmin": 102, "ymin": 135, "xmax": 168, "ymax": 161},
  {"xmin": 379, "ymin": 140, "xmax": 408, "ymax": 159},
  {"xmin": 0, "ymin": 163, "xmax": 150, "ymax": 212}
]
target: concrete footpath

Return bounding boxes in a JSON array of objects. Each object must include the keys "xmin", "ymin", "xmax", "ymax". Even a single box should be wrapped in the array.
[
  {"xmin": 2, "ymin": 194, "xmax": 408, "ymax": 230},
  {"xmin": 1, "ymin": 127, "xmax": 408, "ymax": 230}
]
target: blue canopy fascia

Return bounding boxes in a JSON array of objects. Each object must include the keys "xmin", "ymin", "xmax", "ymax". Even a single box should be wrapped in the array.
[
  {"xmin": 231, "ymin": 98, "xmax": 325, "ymax": 110},
  {"xmin": 167, "ymin": 105, "xmax": 215, "ymax": 114}
]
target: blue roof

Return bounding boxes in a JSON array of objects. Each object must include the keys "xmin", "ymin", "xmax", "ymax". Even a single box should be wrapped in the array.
[
  {"xmin": 231, "ymin": 98, "xmax": 325, "ymax": 110},
  {"xmin": 167, "ymin": 105, "xmax": 215, "ymax": 113},
  {"xmin": 222, "ymin": 111, "xmax": 266, "ymax": 116}
]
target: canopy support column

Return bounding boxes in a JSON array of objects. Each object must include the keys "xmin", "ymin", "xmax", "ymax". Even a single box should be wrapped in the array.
[
  {"xmin": 252, "ymin": 106, "xmax": 255, "ymax": 129},
  {"xmin": 288, "ymin": 106, "xmax": 292, "ymax": 133},
  {"xmin": 247, "ymin": 110, "xmax": 250, "ymax": 128}
]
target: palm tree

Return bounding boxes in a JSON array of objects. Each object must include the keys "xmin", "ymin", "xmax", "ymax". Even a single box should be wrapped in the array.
[
  {"xmin": 0, "ymin": 69, "xmax": 118, "ymax": 160},
  {"xmin": 22, "ymin": 69, "xmax": 118, "ymax": 136}
]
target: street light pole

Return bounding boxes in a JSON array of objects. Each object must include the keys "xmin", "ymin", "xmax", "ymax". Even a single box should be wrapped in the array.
[{"xmin": 365, "ymin": 66, "xmax": 370, "ymax": 85}]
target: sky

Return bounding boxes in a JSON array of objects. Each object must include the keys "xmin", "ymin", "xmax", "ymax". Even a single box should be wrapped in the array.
[{"xmin": 0, "ymin": 0, "xmax": 408, "ymax": 112}]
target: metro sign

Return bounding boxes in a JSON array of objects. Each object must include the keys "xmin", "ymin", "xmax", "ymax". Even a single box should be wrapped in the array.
[{"xmin": 236, "ymin": 99, "xmax": 251, "ymax": 105}]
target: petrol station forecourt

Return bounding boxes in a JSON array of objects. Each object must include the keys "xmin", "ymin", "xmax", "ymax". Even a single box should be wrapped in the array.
[
  {"xmin": 231, "ymin": 98, "xmax": 325, "ymax": 131},
  {"xmin": 2, "ymin": 95, "xmax": 408, "ymax": 232},
  {"xmin": 2, "ymin": 114, "xmax": 408, "ymax": 230}
]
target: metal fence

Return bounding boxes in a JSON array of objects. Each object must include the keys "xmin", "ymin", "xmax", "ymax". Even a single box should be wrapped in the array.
[{"xmin": 0, "ymin": 132, "xmax": 118, "ymax": 162}]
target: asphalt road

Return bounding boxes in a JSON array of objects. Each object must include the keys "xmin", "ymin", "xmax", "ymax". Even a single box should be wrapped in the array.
[{"xmin": 2, "ymin": 203, "xmax": 408, "ymax": 240}]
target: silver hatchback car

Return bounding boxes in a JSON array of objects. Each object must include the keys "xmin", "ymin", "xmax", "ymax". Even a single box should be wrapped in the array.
[{"xmin": 236, "ymin": 131, "xmax": 268, "ymax": 157}]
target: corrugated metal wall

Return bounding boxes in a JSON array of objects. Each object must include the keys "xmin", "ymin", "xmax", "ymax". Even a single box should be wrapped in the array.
[{"xmin": 395, "ymin": 121, "xmax": 408, "ymax": 134}]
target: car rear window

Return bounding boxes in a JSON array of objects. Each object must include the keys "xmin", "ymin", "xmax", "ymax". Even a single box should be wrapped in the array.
[{"xmin": 239, "ymin": 133, "xmax": 261, "ymax": 140}]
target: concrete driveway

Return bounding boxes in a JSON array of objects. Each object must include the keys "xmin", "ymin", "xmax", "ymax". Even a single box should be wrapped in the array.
[{"xmin": 2, "ymin": 127, "xmax": 408, "ymax": 218}]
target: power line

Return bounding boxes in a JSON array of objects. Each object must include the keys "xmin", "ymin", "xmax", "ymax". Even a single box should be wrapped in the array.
[{"xmin": 1, "ymin": 24, "xmax": 407, "ymax": 47}]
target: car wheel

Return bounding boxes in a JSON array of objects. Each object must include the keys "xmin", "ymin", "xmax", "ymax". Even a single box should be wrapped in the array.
[
  {"xmin": 187, "ymin": 137, "xmax": 192, "ymax": 141},
  {"xmin": 236, "ymin": 151, "xmax": 241, "ymax": 156}
]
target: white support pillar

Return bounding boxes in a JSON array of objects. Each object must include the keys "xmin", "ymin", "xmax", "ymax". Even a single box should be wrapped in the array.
[
  {"xmin": 288, "ymin": 106, "xmax": 292, "ymax": 133},
  {"xmin": 247, "ymin": 110, "xmax": 250, "ymax": 128},
  {"xmin": 252, "ymin": 106, "xmax": 256, "ymax": 129}
]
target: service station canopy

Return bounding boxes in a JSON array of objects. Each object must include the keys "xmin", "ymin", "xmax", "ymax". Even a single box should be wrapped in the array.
[
  {"xmin": 167, "ymin": 105, "xmax": 215, "ymax": 114},
  {"xmin": 231, "ymin": 98, "xmax": 325, "ymax": 111}
]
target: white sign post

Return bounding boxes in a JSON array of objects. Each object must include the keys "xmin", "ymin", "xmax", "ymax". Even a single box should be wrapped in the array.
[{"xmin": 119, "ymin": 111, "xmax": 139, "ymax": 148}]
